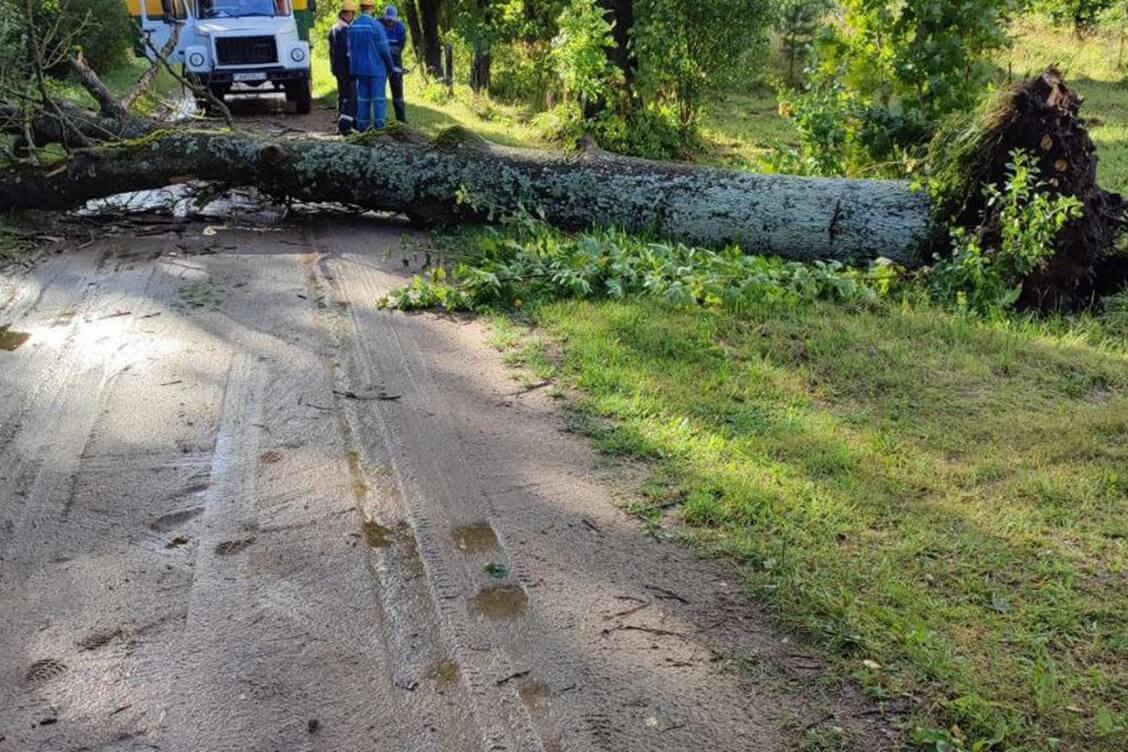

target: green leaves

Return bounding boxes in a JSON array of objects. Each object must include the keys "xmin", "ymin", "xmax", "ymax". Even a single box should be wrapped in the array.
[
  {"xmin": 929, "ymin": 150, "xmax": 1083, "ymax": 316},
  {"xmin": 380, "ymin": 213, "xmax": 901, "ymax": 313}
]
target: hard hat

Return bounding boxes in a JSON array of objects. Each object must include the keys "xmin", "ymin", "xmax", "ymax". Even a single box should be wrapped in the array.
[
  {"xmin": 359, "ymin": 0, "xmax": 376, "ymax": 6},
  {"xmin": 340, "ymin": 0, "xmax": 358, "ymax": 11}
]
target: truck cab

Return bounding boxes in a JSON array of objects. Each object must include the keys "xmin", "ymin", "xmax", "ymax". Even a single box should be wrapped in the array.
[{"xmin": 127, "ymin": 0, "xmax": 315, "ymax": 114}]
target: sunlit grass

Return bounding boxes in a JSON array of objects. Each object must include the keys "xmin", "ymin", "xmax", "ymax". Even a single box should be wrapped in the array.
[
  {"xmin": 311, "ymin": 45, "xmax": 545, "ymax": 148},
  {"xmin": 495, "ymin": 297, "xmax": 1128, "ymax": 751}
]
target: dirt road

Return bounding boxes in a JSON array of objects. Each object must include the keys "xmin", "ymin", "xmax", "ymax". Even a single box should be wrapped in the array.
[{"xmin": 0, "ymin": 205, "xmax": 896, "ymax": 748}]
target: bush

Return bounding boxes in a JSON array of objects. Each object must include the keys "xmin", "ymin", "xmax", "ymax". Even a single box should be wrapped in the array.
[
  {"xmin": 380, "ymin": 212, "xmax": 897, "ymax": 312},
  {"xmin": 782, "ymin": 0, "xmax": 1013, "ymax": 176},
  {"xmin": 54, "ymin": 0, "xmax": 134, "ymax": 72},
  {"xmin": 929, "ymin": 150, "xmax": 1083, "ymax": 315}
]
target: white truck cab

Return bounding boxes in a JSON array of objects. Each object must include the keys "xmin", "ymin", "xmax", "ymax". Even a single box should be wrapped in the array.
[{"xmin": 129, "ymin": 0, "xmax": 315, "ymax": 114}]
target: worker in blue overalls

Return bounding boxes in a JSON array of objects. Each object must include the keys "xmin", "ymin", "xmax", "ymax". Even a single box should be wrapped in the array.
[
  {"xmin": 347, "ymin": 0, "xmax": 399, "ymax": 131},
  {"xmin": 328, "ymin": 0, "xmax": 358, "ymax": 134},
  {"xmin": 380, "ymin": 5, "xmax": 408, "ymax": 123}
]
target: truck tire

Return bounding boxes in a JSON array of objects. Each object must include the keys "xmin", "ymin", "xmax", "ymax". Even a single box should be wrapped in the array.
[{"xmin": 294, "ymin": 79, "xmax": 312, "ymax": 115}]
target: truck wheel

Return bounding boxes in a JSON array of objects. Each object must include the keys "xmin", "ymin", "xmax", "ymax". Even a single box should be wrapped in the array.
[{"xmin": 294, "ymin": 79, "xmax": 312, "ymax": 115}]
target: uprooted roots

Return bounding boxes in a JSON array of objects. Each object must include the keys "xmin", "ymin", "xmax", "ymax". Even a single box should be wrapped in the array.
[{"xmin": 934, "ymin": 68, "xmax": 1127, "ymax": 310}]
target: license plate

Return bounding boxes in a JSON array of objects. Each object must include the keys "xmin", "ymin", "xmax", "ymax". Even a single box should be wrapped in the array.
[{"xmin": 233, "ymin": 72, "xmax": 267, "ymax": 82}]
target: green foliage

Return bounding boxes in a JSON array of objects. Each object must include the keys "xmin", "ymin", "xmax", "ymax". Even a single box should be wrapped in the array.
[
  {"xmin": 1032, "ymin": 0, "xmax": 1116, "ymax": 33},
  {"xmin": 632, "ymin": 0, "xmax": 772, "ymax": 125},
  {"xmin": 774, "ymin": 0, "xmax": 829, "ymax": 84},
  {"xmin": 380, "ymin": 213, "xmax": 898, "ymax": 312},
  {"xmin": 53, "ymin": 0, "xmax": 133, "ymax": 72},
  {"xmin": 550, "ymin": 0, "xmax": 620, "ymax": 107},
  {"xmin": 782, "ymin": 0, "xmax": 1014, "ymax": 175},
  {"xmin": 929, "ymin": 151, "xmax": 1083, "ymax": 316}
]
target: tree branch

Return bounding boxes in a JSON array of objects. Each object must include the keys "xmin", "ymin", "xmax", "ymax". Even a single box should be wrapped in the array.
[{"xmin": 121, "ymin": 23, "xmax": 183, "ymax": 112}]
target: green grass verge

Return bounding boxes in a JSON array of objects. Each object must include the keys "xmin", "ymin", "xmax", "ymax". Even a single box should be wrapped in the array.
[
  {"xmin": 311, "ymin": 45, "xmax": 545, "ymax": 148},
  {"xmin": 489, "ymin": 297, "xmax": 1127, "ymax": 751}
]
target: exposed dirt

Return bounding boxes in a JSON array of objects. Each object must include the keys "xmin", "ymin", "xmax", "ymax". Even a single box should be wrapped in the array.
[{"xmin": 0, "ymin": 101, "xmax": 902, "ymax": 749}]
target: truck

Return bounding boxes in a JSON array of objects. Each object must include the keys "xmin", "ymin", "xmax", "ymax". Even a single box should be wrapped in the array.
[{"xmin": 126, "ymin": 0, "xmax": 316, "ymax": 114}]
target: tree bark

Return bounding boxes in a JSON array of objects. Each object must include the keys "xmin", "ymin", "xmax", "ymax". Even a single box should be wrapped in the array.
[
  {"xmin": 402, "ymin": 0, "xmax": 426, "ymax": 71},
  {"xmin": 598, "ymin": 0, "xmax": 636, "ymax": 91},
  {"xmin": 0, "ymin": 128, "xmax": 931, "ymax": 265},
  {"xmin": 417, "ymin": 0, "xmax": 444, "ymax": 78}
]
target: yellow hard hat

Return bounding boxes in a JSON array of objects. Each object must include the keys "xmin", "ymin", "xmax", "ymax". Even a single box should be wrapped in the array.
[{"xmin": 340, "ymin": 0, "xmax": 358, "ymax": 10}]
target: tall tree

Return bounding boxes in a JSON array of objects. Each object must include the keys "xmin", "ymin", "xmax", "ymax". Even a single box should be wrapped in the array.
[
  {"xmin": 402, "ymin": 0, "xmax": 427, "ymax": 70},
  {"xmin": 417, "ymin": 0, "xmax": 444, "ymax": 77}
]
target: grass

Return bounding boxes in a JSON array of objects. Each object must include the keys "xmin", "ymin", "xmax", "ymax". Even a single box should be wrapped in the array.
[
  {"xmin": 1003, "ymin": 20, "xmax": 1128, "ymax": 195},
  {"xmin": 311, "ymin": 45, "xmax": 545, "ymax": 148},
  {"xmin": 489, "ymin": 294, "xmax": 1128, "ymax": 751},
  {"xmin": 52, "ymin": 55, "xmax": 180, "ymax": 110}
]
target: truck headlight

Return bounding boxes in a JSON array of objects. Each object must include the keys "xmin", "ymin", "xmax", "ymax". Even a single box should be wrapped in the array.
[
  {"xmin": 188, "ymin": 50, "xmax": 206, "ymax": 68},
  {"xmin": 290, "ymin": 47, "xmax": 306, "ymax": 63}
]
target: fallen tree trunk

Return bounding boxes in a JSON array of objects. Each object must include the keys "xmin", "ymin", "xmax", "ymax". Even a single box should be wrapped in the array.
[{"xmin": 0, "ymin": 128, "xmax": 932, "ymax": 265}]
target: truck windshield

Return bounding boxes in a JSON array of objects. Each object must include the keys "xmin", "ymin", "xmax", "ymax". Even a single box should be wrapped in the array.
[{"xmin": 195, "ymin": 0, "xmax": 291, "ymax": 18}]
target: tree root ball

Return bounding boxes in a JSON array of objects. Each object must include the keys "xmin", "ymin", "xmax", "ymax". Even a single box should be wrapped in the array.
[{"xmin": 946, "ymin": 69, "xmax": 1127, "ymax": 309}]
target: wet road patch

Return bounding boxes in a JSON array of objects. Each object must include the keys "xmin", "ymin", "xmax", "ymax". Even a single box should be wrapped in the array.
[
  {"xmin": 0, "ymin": 325, "xmax": 30, "ymax": 351},
  {"xmin": 215, "ymin": 537, "xmax": 256, "ymax": 555},
  {"xmin": 453, "ymin": 523, "xmax": 498, "ymax": 554},
  {"xmin": 470, "ymin": 585, "xmax": 528, "ymax": 620},
  {"xmin": 362, "ymin": 519, "xmax": 394, "ymax": 548}
]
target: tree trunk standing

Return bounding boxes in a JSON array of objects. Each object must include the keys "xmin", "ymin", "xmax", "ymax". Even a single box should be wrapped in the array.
[
  {"xmin": 598, "ymin": 0, "xmax": 636, "ymax": 90},
  {"xmin": 582, "ymin": 0, "xmax": 635, "ymax": 120},
  {"xmin": 469, "ymin": 0, "xmax": 492, "ymax": 94},
  {"xmin": 402, "ymin": 0, "xmax": 427, "ymax": 71},
  {"xmin": 0, "ymin": 129, "xmax": 931, "ymax": 265},
  {"xmin": 417, "ymin": 0, "xmax": 444, "ymax": 77},
  {"xmin": 470, "ymin": 52, "xmax": 491, "ymax": 93},
  {"xmin": 443, "ymin": 44, "xmax": 454, "ymax": 89}
]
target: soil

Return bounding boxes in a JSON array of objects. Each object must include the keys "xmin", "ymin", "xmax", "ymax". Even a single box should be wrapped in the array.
[
  {"xmin": 0, "ymin": 103, "xmax": 900, "ymax": 751},
  {"xmin": 950, "ymin": 69, "xmax": 1127, "ymax": 309}
]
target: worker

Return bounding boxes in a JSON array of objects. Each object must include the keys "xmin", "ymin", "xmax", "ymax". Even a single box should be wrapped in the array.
[
  {"xmin": 380, "ymin": 6, "xmax": 407, "ymax": 123},
  {"xmin": 328, "ymin": 0, "xmax": 358, "ymax": 135},
  {"xmin": 347, "ymin": 0, "xmax": 399, "ymax": 131}
]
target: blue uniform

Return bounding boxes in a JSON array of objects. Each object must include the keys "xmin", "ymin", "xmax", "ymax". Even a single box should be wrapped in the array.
[
  {"xmin": 382, "ymin": 18, "xmax": 407, "ymax": 122},
  {"xmin": 328, "ymin": 19, "xmax": 356, "ymax": 134},
  {"xmin": 347, "ymin": 14, "xmax": 396, "ymax": 130}
]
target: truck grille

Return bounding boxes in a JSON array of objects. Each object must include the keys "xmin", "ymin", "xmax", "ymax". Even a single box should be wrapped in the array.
[{"xmin": 215, "ymin": 36, "xmax": 278, "ymax": 66}]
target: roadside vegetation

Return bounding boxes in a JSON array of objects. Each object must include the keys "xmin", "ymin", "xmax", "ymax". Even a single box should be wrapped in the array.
[
  {"xmin": 382, "ymin": 210, "xmax": 1127, "ymax": 752},
  {"xmin": 371, "ymin": 8, "xmax": 1128, "ymax": 749}
]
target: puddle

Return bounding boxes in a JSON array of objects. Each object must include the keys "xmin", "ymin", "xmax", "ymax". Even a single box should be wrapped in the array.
[
  {"xmin": 362, "ymin": 519, "xmax": 394, "ymax": 548},
  {"xmin": 0, "ymin": 326, "xmax": 30, "ymax": 351},
  {"xmin": 215, "ymin": 537, "xmax": 256, "ymax": 556},
  {"xmin": 345, "ymin": 449, "xmax": 369, "ymax": 501},
  {"xmin": 428, "ymin": 659, "xmax": 459, "ymax": 688},
  {"xmin": 453, "ymin": 523, "xmax": 498, "ymax": 554},
  {"xmin": 470, "ymin": 585, "xmax": 528, "ymax": 620},
  {"xmin": 518, "ymin": 679, "xmax": 548, "ymax": 710}
]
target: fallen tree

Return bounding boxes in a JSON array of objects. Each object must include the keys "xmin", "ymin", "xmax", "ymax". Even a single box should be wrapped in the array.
[
  {"xmin": 0, "ymin": 66, "xmax": 1124, "ymax": 305},
  {"xmin": 0, "ymin": 127, "xmax": 931, "ymax": 265}
]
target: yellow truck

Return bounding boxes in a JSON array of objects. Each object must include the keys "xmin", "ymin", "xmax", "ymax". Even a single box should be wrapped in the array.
[{"xmin": 126, "ymin": 0, "xmax": 316, "ymax": 113}]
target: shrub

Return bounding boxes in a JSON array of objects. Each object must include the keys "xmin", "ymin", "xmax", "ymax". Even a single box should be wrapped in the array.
[
  {"xmin": 55, "ymin": 0, "xmax": 134, "ymax": 72},
  {"xmin": 380, "ymin": 212, "xmax": 897, "ymax": 312},
  {"xmin": 929, "ymin": 150, "xmax": 1083, "ymax": 315}
]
